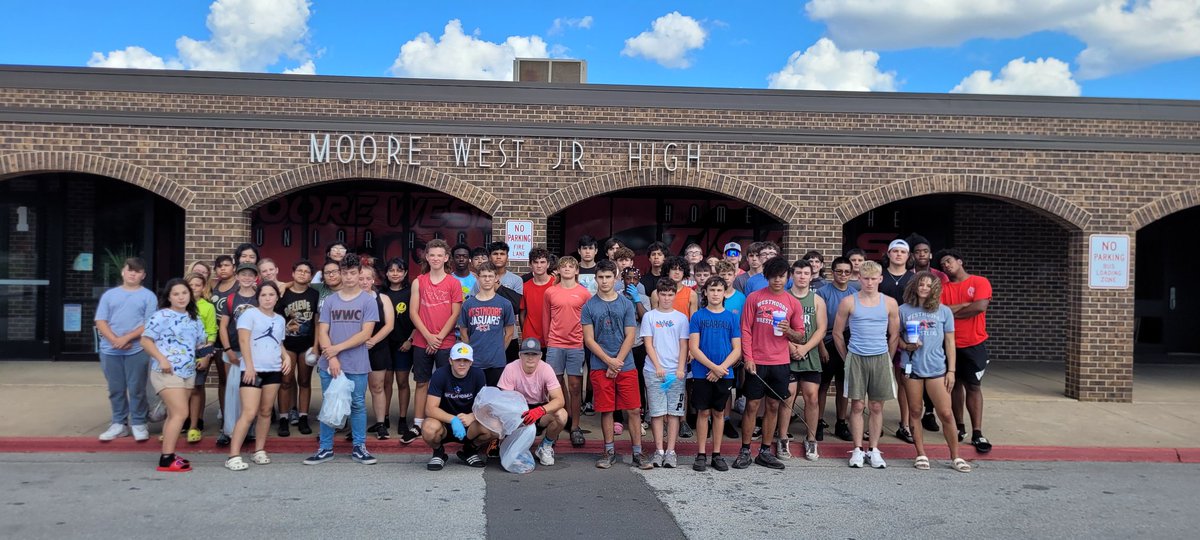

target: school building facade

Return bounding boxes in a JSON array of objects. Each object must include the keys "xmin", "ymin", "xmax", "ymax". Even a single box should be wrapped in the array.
[{"xmin": 1, "ymin": 65, "xmax": 1198, "ymax": 402}]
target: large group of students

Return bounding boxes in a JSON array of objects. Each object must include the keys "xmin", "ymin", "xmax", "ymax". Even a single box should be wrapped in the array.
[{"xmin": 95, "ymin": 233, "xmax": 993, "ymax": 474}]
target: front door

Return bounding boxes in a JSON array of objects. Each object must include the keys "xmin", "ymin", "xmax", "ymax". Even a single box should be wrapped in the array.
[{"xmin": 0, "ymin": 200, "xmax": 50, "ymax": 358}]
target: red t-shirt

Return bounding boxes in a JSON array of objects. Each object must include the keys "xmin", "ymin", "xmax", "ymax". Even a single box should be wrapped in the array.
[
  {"xmin": 543, "ymin": 284, "xmax": 591, "ymax": 349},
  {"xmin": 412, "ymin": 273, "xmax": 464, "ymax": 350},
  {"xmin": 940, "ymin": 275, "xmax": 991, "ymax": 348},
  {"xmin": 740, "ymin": 288, "xmax": 805, "ymax": 366},
  {"xmin": 520, "ymin": 276, "xmax": 557, "ymax": 342}
]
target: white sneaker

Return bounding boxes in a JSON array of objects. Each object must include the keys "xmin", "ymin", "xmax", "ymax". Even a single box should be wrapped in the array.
[
  {"xmin": 804, "ymin": 440, "xmax": 819, "ymax": 461},
  {"xmin": 131, "ymin": 425, "xmax": 150, "ymax": 442},
  {"xmin": 868, "ymin": 448, "xmax": 887, "ymax": 469},
  {"xmin": 98, "ymin": 423, "xmax": 129, "ymax": 441},
  {"xmin": 848, "ymin": 447, "xmax": 865, "ymax": 468},
  {"xmin": 534, "ymin": 444, "xmax": 556, "ymax": 466},
  {"xmin": 776, "ymin": 438, "xmax": 792, "ymax": 460}
]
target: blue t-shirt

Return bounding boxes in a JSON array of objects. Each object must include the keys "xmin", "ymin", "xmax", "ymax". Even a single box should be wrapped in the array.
[
  {"xmin": 744, "ymin": 274, "xmax": 792, "ymax": 296},
  {"xmin": 723, "ymin": 290, "xmax": 746, "ymax": 320},
  {"xmin": 456, "ymin": 273, "xmax": 477, "ymax": 300},
  {"xmin": 428, "ymin": 365, "xmax": 487, "ymax": 415},
  {"xmin": 142, "ymin": 309, "xmax": 206, "ymax": 378},
  {"xmin": 898, "ymin": 304, "xmax": 956, "ymax": 377},
  {"xmin": 95, "ymin": 286, "xmax": 157, "ymax": 356},
  {"xmin": 318, "ymin": 291, "xmax": 379, "ymax": 375},
  {"xmin": 689, "ymin": 307, "xmax": 740, "ymax": 379},
  {"xmin": 816, "ymin": 283, "xmax": 856, "ymax": 341},
  {"xmin": 581, "ymin": 294, "xmax": 637, "ymax": 371},
  {"xmin": 458, "ymin": 295, "xmax": 515, "ymax": 369}
]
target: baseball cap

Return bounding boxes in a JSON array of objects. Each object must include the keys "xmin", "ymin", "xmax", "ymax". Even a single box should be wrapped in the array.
[
  {"xmin": 723, "ymin": 242, "xmax": 742, "ymax": 255},
  {"xmin": 449, "ymin": 343, "xmax": 474, "ymax": 361},
  {"xmin": 888, "ymin": 239, "xmax": 910, "ymax": 252},
  {"xmin": 519, "ymin": 337, "xmax": 542, "ymax": 355},
  {"xmin": 236, "ymin": 263, "xmax": 259, "ymax": 275}
]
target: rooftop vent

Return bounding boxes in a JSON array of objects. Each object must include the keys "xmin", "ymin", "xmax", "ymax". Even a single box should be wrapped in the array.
[{"xmin": 513, "ymin": 58, "xmax": 587, "ymax": 83}]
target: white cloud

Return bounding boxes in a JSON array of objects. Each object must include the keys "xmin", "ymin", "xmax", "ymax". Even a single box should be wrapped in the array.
[
  {"xmin": 1068, "ymin": 0, "xmax": 1200, "ymax": 79},
  {"xmin": 87, "ymin": 0, "xmax": 315, "ymax": 74},
  {"xmin": 87, "ymin": 46, "xmax": 182, "ymax": 70},
  {"xmin": 549, "ymin": 15, "xmax": 593, "ymax": 35},
  {"xmin": 803, "ymin": 0, "xmax": 1200, "ymax": 78},
  {"xmin": 951, "ymin": 56, "xmax": 1082, "ymax": 95},
  {"xmin": 389, "ymin": 20, "xmax": 549, "ymax": 81},
  {"xmin": 283, "ymin": 60, "xmax": 316, "ymax": 75},
  {"xmin": 621, "ymin": 11, "xmax": 707, "ymax": 68},
  {"xmin": 767, "ymin": 38, "xmax": 898, "ymax": 91}
]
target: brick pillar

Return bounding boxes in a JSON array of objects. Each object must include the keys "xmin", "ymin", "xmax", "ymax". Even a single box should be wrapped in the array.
[
  {"xmin": 793, "ymin": 200, "xmax": 842, "ymax": 266},
  {"xmin": 183, "ymin": 202, "xmax": 251, "ymax": 266},
  {"xmin": 489, "ymin": 204, "xmax": 545, "ymax": 276},
  {"xmin": 1066, "ymin": 229, "xmax": 1134, "ymax": 402}
]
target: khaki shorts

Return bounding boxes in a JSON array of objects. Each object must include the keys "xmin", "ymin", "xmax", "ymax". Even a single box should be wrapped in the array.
[
  {"xmin": 843, "ymin": 352, "xmax": 896, "ymax": 402},
  {"xmin": 150, "ymin": 370, "xmax": 195, "ymax": 394}
]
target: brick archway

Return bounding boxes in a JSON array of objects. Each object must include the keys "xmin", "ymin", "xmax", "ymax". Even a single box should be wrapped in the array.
[
  {"xmin": 538, "ymin": 168, "xmax": 798, "ymax": 223},
  {"xmin": 833, "ymin": 174, "xmax": 1091, "ymax": 231},
  {"xmin": 234, "ymin": 161, "xmax": 502, "ymax": 216},
  {"xmin": 0, "ymin": 151, "xmax": 194, "ymax": 208},
  {"xmin": 1129, "ymin": 186, "xmax": 1200, "ymax": 230}
]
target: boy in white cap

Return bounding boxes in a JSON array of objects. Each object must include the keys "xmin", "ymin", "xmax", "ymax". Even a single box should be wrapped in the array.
[
  {"xmin": 499, "ymin": 337, "xmax": 568, "ymax": 466},
  {"xmin": 421, "ymin": 343, "xmax": 494, "ymax": 470},
  {"xmin": 722, "ymin": 242, "xmax": 743, "ymax": 275},
  {"xmin": 878, "ymin": 239, "xmax": 916, "ymax": 444}
]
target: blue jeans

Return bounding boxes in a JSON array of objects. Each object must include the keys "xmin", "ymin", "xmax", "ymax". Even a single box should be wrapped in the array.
[
  {"xmin": 99, "ymin": 351, "xmax": 151, "ymax": 425},
  {"xmin": 317, "ymin": 369, "xmax": 368, "ymax": 450}
]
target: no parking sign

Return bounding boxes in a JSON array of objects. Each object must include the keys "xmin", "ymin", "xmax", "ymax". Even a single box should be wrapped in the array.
[
  {"xmin": 1088, "ymin": 235, "xmax": 1129, "ymax": 289},
  {"xmin": 505, "ymin": 220, "xmax": 533, "ymax": 261}
]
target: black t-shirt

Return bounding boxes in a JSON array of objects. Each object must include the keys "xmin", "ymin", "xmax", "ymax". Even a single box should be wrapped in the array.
[
  {"xmin": 429, "ymin": 365, "xmax": 487, "ymax": 415},
  {"xmin": 383, "ymin": 286, "xmax": 414, "ymax": 346},
  {"xmin": 641, "ymin": 270, "xmax": 663, "ymax": 296},
  {"xmin": 277, "ymin": 286, "xmax": 319, "ymax": 340},
  {"xmin": 878, "ymin": 269, "xmax": 914, "ymax": 304}
]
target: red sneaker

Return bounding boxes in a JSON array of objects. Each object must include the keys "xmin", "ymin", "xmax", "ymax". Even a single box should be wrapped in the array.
[{"xmin": 157, "ymin": 457, "xmax": 192, "ymax": 473}]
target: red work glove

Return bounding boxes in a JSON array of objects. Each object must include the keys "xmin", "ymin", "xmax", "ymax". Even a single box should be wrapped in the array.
[{"xmin": 521, "ymin": 406, "xmax": 547, "ymax": 425}]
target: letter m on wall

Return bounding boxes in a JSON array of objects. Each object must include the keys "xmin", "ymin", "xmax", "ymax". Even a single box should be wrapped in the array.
[{"xmin": 310, "ymin": 134, "xmax": 331, "ymax": 163}]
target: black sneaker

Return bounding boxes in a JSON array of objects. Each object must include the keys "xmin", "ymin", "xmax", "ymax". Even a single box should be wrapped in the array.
[
  {"xmin": 375, "ymin": 423, "xmax": 390, "ymax": 440},
  {"xmin": 972, "ymin": 434, "xmax": 993, "ymax": 453},
  {"xmin": 277, "ymin": 417, "xmax": 290, "ymax": 438},
  {"xmin": 367, "ymin": 422, "xmax": 380, "ymax": 435},
  {"xmin": 582, "ymin": 402, "xmax": 595, "ymax": 416},
  {"xmin": 816, "ymin": 419, "xmax": 828, "ymax": 442},
  {"xmin": 711, "ymin": 455, "xmax": 730, "ymax": 472},
  {"xmin": 751, "ymin": 426, "xmax": 763, "ymax": 441},
  {"xmin": 723, "ymin": 421, "xmax": 739, "ymax": 440},
  {"xmin": 570, "ymin": 428, "xmax": 586, "ymax": 448},
  {"xmin": 835, "ymin": 421, "xmax": 852, "ymax": 442},
  {"xmin": 732, "ymin": 448, "xmax": 753, "ymax": 469},
  {"xmin": 678, "ymin": 422, "xmax": 694, "ymax": 439},
  {"xmin": 921, "ymin": 410, "xmax": 940, "ymax": 432},
  {"xmin": 296, "ymin": 415, "xmax": 312, "ymax": 435},
  {"xmin": 692, "ymin": 454, "xmax": 708, "ymax": 472},
  {"xmin": 895, "ymin": 425, "xmax": 914, "ymax": 444},
  {"xmin": 215, "ymin": 433, "xmax": 231, "ymax": 447},
  {"xmin": 399, "ymin": 426, "xmax": 421, "ymax": 445},
  {"xmin": 755, "ymin": 448, "xmax": 785, "ymax": 470}
]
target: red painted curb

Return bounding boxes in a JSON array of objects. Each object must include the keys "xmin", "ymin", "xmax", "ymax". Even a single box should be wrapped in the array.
[{"xmin": 0, "ymin": 437, "xmax": 1192, "ymax": 463}]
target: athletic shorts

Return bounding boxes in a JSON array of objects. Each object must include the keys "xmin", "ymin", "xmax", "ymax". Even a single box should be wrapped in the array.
[
  {"xmin": 956, "ymin": 342, "xmax": 989, "ymax": 386},
  {"xmin": 690, "ymin": 378, "xmax": 734, "ymax": 411},
  {"xmin": 150, "ymin": 370, "xmax": 194, "ymax": 393},
  {"xmin": 743, "ymin": 363, "xmax": 791, "ymax": 401},
  {"xmin": 906, "ymin": 371, "xmax": 946, "ymax": 381},
  {"xmin": 545, "ymin": 347, "xmax": 585, "ymax": 377},
  {"xmin": 369, "ymin": 345, "xmax": 391, "ymax": 372},
  {"xmin": 644, "ymin": 371, "xmax": 686, "ymax": 417},
  {"xmin": 391, "ymin": 347, "xmax": 414, "ymax": 372},
  {"xmin": 820, "ymin": 340, "xmax": 845, "ymax": 386},
  {"xmin": 589, "ymin": 369, "xmax": 640, "ymax": 413},
  {"xmin": 284, "ymin": 336, "xmax": 314, "ymax": 354},
  {"xmin": 239, "ymin": 370, "xmax": 283, "ymax": 388},
  {"xmin": 483, "ymin": 367, "xmax": 504, "ymax": 387},
  {"xmin": 413, "ymin": 348, "xmax": 450, "ymax": 383},
  {"xmin": 790, "ymin": 370, "xmax": 822, "ymax": 385},
  {"xmin": 844, "ymin": 352, "xmax": 896, "ymax": 402}
]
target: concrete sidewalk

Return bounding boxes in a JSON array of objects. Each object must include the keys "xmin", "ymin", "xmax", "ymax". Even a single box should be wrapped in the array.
[{"xmin": 2, "ymin": 360, "xmax": 1198, "ymax": 449}]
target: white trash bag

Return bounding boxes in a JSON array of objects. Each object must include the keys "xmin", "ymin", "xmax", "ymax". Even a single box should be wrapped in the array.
[
  {"xmin": 318, "ymin": 373, "xmax": 354, "ymax": 429},
  {"xmin": 147, "ymin": 393, "xmax": 167, "ymax": 423},
  {"xmin": 472, "ymin": 387, "xmax": 535, "ymax": 473}
]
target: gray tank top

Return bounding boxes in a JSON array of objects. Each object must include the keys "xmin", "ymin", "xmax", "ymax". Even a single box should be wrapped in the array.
[{"xmin": 848, "ymin": 293, "xmax": 889, "ymax": 356}]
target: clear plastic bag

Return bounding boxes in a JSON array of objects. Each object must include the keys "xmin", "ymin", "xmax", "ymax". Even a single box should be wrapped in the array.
[
  {"xmin": 500, "ymin": 424, "xmax": 537, "ymax": 474},
  {"xmin": 317, "ymin": 373, "xmax": 354, "ymax": 429},
  {"xmin": 472, "ymin": 387, "xmax": 537, "ymax": 473},
  {"xmin": 147, "ymin": 394, "xmax": 167, "ymax": 423}
]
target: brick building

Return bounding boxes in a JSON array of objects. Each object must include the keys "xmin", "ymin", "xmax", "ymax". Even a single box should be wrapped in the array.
[{"xmin": 1, "ymin": 65, "xmax": 1198, "ymax": 402}]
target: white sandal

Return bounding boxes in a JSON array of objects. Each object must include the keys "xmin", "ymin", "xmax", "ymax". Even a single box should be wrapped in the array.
[
  {"xmin": 224, "ymin": 456, "xmax": 248, "ymax": 471},
  {"xmin": 952, "ymin": 458, "xmax": 972, "ymax": 473},
  {"xmin": 252, "ymin": 450, "xmax": 271, "ymax": 465},
  {"xmin": 913, "ymin": 455, "xmax": 930, "ymax": 470}
]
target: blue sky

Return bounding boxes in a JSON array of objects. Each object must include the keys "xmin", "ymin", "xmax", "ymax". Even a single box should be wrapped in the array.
[{"xmin": 2, "ymin": 1, "xmax": 1198, "ymax": 99}]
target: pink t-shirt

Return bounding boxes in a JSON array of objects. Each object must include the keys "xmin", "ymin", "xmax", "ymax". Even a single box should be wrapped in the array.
[
  {"xmin": 543, "ymin": 284, "xmax": 591, "ymax": 349},
  {"xmin": 412, "ymin": 273, "xmax": 464, "ymax": 350},
  {"xmin": 740, "ymin": 288, "xmax": 805, "ymax": 366},
  {"xmin": 498, "ymin": 360, "xmax": 561, "ymax": 404}
]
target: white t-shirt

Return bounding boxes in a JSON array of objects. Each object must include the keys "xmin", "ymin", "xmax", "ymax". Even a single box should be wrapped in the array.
[
  {"xmin": 639, "ymin": 309, "xmax": 690, "ymax": 373},
  {"xmin": 236, "ymin": 307, "xmax": 286, "ymax": 372}
]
